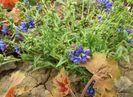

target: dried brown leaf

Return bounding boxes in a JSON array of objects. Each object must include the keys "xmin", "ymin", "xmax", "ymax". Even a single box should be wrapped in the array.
[
  {"xmin": 7, "ymin": 8, "xmax": 21, "ymax": 23},
  {"xmin": 80, "ymin": 52, "xmax": 120, "ymax": 97},
  {"xmin": 4, "ymin": 71, "xmax": 25, "ymax": 97},
  {"xmin": 52, "ymin": 68, "xmax": 70, "ymax": 97}
]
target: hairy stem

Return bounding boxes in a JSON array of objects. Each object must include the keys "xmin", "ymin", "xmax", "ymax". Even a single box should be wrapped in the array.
[{"xmin": 80, "ymin": 76, "xmax": 95, "ymax": 97}]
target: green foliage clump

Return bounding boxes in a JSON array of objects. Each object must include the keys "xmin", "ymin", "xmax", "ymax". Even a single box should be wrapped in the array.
[{"xmin": 0, "ymin": 0, "xmax": 133, "ymax": 73}]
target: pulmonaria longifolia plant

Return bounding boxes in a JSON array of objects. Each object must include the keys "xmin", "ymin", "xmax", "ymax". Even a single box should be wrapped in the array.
[
  {"xmin": 0, "ymin": 15, "xmax": 35, "ymax": 57},
  {"xmin": 0, "ymin": 0, "xmax": 133, "ymax": 69}
]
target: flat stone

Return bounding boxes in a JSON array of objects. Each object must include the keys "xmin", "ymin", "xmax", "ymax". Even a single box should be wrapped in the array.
[
  {"xmin": 115, "ymin": 76, "xmax": 133, "ymax": 92},
  {"xmin": 125, "ymin": 70, "xmax": 133, "ymax": 82},
  {"xmin": 0, "ymin": 63, "xmax": 16, "ymax": 73},
  {"xmin": 31, "ymin": 85, "xmax": 46, "ymax": 97},
  {"xmin": 14, "ymin": 69, "xmax": 50, "ymax": 97}
]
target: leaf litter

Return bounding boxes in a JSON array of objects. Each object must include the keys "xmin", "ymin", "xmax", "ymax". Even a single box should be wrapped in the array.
[
  {"xmin": 80, "ymin": 52, "xmax": 121, "ymax": 97},
  {"xmin": 4, "ymin": 71, "xmax": 25, "ymax": 97}
]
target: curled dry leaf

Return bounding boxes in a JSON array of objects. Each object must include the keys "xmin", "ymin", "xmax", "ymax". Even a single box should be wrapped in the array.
[
  {"xmin": 4, "ymin": 71, "xmax": 25, "ymax": 97},
  {"xmin": 53, "ymin": 68, "xmax": 70, "ymax": 97},
  {"xmin": 80, "ymin": 52, "xmax": 120, "ymax": 97},
  {"xmin": 45, "ymin": 68, "xmax": 71, "ymax": 97},
  {"xmin": 0, "ymin": 0, "xmax": 18, "ymax": 9}
]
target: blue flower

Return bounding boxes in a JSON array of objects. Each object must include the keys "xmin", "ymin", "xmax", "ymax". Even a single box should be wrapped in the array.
[
  {"xmin": 28, "ymin": 16, "xmax": 34, "ymax": 21},
  {"xmin": 98, "ymin": 16, "xmax": 101, "ymax": 22},
  {"xmin": 69, "ymin": 45, "xmax": 91, "ymax": 64},
  {"xmin": 16, "ymin": 16, "xmax": 35, "ymax": 32},
  {"xmin": 75, "ymin": 45, "xmax": 84, "ymax": 56},
  {"xmin": 117, "ymin": 28, "xmax": 122, "ymax": 32},
  {"xmin": 15, "ymin": 32, "xmax": 20, "ymax": 38},
  {"xmin": 17, "ymin": 22, "xmax": 28, "ymax": 32},
  {"xmin": 24, "ymin": 0, "xmax": 28, "ymax": 3},
  {"xmin": 125, "ymin": 28, "xmax": 132, "ymax": 34},
  {"xmin": 97, "ymin": 0, "xmax": 113, "ymax": 12},
  {"xmin": 86, "ymin": 81, "xmax": 96, "ymax": 97},
  {"xmin": 28, "ymin": 21, "xmax": 35, "ymax": 29},
  {"xmin": 14, "ymin": 46, "xmax": 20, "ymax": 54},
  {"xmin": 1, "ymin": 24, "xmax": 8, "ymax": 34},
  {"xmin": 28, "ymin": 16, "xmax": 35, "ymax": 29},
  {"xmin": 86, "ymin": 87, "xmax": 96, "ymax": 97},
  {"xmin": 0, "ymin": 41, "xmax": 5, "ymax": 51},
  {"xmin": 129, "ymin": 38, "xmax": 133, "ymax": 44}
]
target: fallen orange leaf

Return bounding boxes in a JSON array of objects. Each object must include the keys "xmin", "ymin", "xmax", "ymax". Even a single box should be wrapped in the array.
[
  {"xmin": 53, "ymin": 68, "xmax": 70, "ymax": 97},
  {"xmin": 5, "ymin": 87, "xmax": 16, "ymax": 97},
  {"xmin": 0, "ymin": 0, "xmax": 18, "ymax": 9},
  {"xmin": 45, "ymin": 68, "xmax": 73, "ymax": 97}
]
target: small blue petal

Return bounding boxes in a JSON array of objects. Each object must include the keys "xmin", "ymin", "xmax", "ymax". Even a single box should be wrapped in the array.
[
  {"xmin": 129, "ymin": 38, "xmax": 133, "ymax": 44},
  {"xmin": 0, "ymin": 41, "xmax": 5, "ymax": 51},
  {"xmin": 14, "ymin": 46, "xmax": 20, "ymax": 54},
  {"xmin": 15, "ymin": 32, "xmax": 20, "ymax": 38},
  {"xmin": 86, "ymin": 81, "xmax": 96, "ymax": 96},
  {"xmin": 81, "ymin": 56, "xmax": 87, "ymax": 63},
  {"xmin": 75, "ymin": 45, "xmax": 84, "ymax": 56},
  {"xmin": 73, "ymin": 57, "xmax": 81, "ymax": 63},
  {"xmin": 28, "ymin": 21, "xmax": 35, "ymax": 29},
  {"xmin": 117, "ymin": 28, "xmax": 122, "ymax": 32},
  {"xmin": 84, "ymin": 49, "xmax": 90, "ymax": 55},
  {"xmin": 28, "ymin": 16, "xmax": 34, "ymax": 22},
  {"xmin": 125, "ymin": 28, "xmax": 132, "ymax": 34},
  {"xmin": 27, "ymin": 16, "xmax": 35, "ymax": 29},
  {"xmin": 1, "ymin": 25, "xmax": 8, "ymax": 34},
  {"xmin": 17, "ymin": 22, "xmax": 28, "ymax": 32},
  {"xmin": 98, "ymin": 16, "xmax": 101, "ymax": 22}
]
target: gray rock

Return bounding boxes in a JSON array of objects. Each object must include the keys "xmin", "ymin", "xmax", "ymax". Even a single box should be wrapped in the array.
[{"xmin": 115, "ymin": 76, "xmax": 133, "ymax": 93}]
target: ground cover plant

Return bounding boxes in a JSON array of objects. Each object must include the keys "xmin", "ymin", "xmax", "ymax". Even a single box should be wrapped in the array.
[{"xmin": 0, "ymin": 0, "xmax": 133, "ymax": 97}]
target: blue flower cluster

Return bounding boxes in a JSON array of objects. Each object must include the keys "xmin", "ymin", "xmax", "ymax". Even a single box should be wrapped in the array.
[
  {"xmin": 16, "ymin": 16, "xmax": 35, "ymax": 32},
  {"xmin": 0, "ymin": 17, "xmax": 35, "ymax": 54},
  {"xmin": 86, "ymin": 80, "xmax": 96, "ymax": 97},
  {"xmin": 125, "ymin": 28, "xmax": 132, "ymax": 34},
  {"xmin": 0, "ymin": 40, "xmax": 20, "ymax": 53},
  {"xmin": 97, "ymin": 0, "xmax": 113, "ymax": 12},
  {"xmin": 28, "ymin": 16, "xmax": 35, "ymax": 29},
  {"xmin": 116, "ymin": 28, "xmax": 133, "ymax": 44},
  {"xmin": 130, "ymin": 38, "xmax": 133, "ymax": 44},
  {"xmin": 0, "ymin": 41, "xmax": 6, "ymax": 51},
  {"xmin": 17, "ymin": 22, "xmax": 29, "ymax": 32},
  {"xmin": 1, "ymin": 24, "xmax": 8, "ymax": 34},
  {"xmin": 69, "ymin": 46, "xmax": 91, "ymax": 64},
  {"xmin": 117, "ymin": 28, "xmax": 132, "ymax": 34}
]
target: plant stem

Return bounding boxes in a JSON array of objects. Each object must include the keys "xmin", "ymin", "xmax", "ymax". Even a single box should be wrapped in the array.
[
  {"xmin": 80, "ymin": 76, "xmax": 95, "ymax": 97},
  {"xmin": 69, "ymin": 88, "xmax": 77, "ymax": 97}
]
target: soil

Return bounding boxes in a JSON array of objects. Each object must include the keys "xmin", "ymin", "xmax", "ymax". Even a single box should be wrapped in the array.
[{"xmin": 0, "ymin": 53, "xmax": 133, "ymax": 97}]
